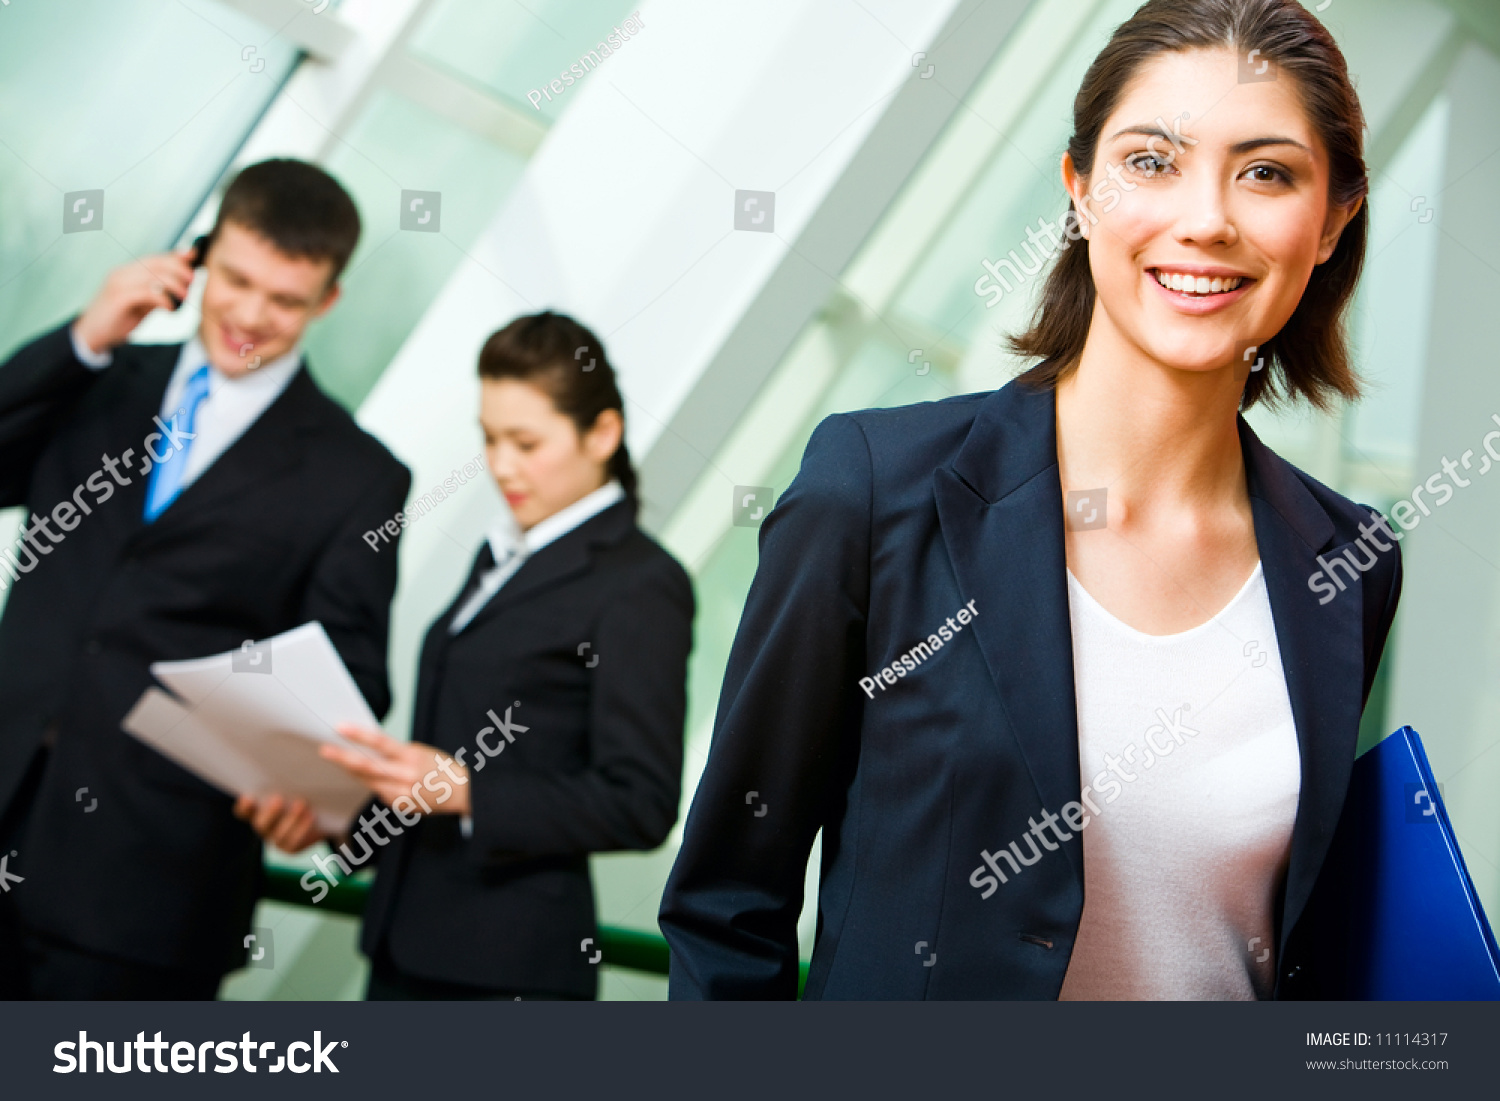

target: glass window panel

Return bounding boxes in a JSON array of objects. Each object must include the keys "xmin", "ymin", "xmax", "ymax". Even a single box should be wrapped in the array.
[
  {"xmin": 1346, "ymin": 93, "xmax": 1448, "ymax": 478},
  {"xmin": 891, "ymin": 4, "xmax": 1128, "ymax": 357},
  {"xmin": 0, "ymin": 0, "xmax": 299, "ymax": 357},
  {"xmin": 302, "ymin": 89, "xmax": 528, "ymax": 409},
  {"xmin": 408, "ymin": 0, "xmax": 642, "ymax": 121}
]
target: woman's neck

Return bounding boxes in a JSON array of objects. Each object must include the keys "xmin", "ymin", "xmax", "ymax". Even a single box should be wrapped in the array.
[{"xmin": 1055, "ymin": 315, "xmax": 1249, "ymax": 512}]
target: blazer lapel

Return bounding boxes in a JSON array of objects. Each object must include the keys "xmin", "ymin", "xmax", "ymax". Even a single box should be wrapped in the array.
[
  {"xmin": 933, "ymin": 382, "xmax": 1084, "ymax": 887},
  {"xmin": 95, "ymin": 347, "xmax": 178, "ymax": 528},
  {"xmin": 126, "ymin": 365, "xmax": 318, "ymax": 552},
  {"xmin": 413, "ymin": 558, "xmax": 484, "ymax": 744},
  {"xmin": 453, "ymin": 501, "xmax": 635, "ymax": 636},
  {"xmin": 1240, "ymin": 420, "xmax": 1365, "ymax": 955}
]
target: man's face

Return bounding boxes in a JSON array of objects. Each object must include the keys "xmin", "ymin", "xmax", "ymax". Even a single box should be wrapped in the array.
[{"xmin": 196, "ymin": 221, "xmax": 340, "ymax": 378}]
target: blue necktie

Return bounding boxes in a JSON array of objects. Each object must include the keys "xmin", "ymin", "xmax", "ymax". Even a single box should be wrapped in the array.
[{"xmin": 143, "ymin": 365, "xmax": 212, "ymax": 522}]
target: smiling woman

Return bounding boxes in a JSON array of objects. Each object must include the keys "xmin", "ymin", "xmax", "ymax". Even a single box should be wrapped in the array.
[
  {"xmin": 659, "ymin": 0, "xmax": 1402, "ymax": 1002},
  {"xmin": 1012, "ymin": 0, "xmax": 1369, "ymax": 413}
]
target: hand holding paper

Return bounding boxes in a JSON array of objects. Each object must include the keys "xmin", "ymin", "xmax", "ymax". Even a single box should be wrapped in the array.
[
  {"xmin": 232, "ymin": 792, "xmax": 325, "ymax": 853},
  {"xmin": 321, "ymin": 724, "xmax": 472, "ymax": 817},
  {"xmin": 122, "ymin": 622, "xmax": 385, "ymax": 836}
]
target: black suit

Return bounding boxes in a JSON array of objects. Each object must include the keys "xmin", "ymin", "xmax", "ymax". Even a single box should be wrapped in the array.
[
  {"xmin": 360, "ymin": 499, "xmax": 693, "ymax": 1000},
  {"xmin": 0, "ymin": 321, "xmax": 409, "ymax": 994},
  {"xmin": 659, "ymin": 379, "xmax": 1401, "ymax": 999}
]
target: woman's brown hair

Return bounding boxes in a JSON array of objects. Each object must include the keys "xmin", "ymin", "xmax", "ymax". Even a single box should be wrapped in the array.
[
  {"xmin": 477, "ymin": 310, "xmax": 638, "ymax": 502},
  {"xmin": 1010, "ymin": 0, "xmax": 1368, "ymax": 411}
]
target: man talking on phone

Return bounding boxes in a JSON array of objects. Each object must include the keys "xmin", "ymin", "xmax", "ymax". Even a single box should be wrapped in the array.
[{"xmin": 0, "ymin": 159, "xmax": 410, "ymax": 999}]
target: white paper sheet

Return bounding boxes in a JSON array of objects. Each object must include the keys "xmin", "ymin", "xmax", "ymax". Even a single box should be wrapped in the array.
[{"xmin": 121, "ymin": 622, "xmax": 381, "ymax": 834}]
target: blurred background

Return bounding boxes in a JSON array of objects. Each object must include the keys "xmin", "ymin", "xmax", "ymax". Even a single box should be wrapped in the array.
[{"xmin": 1, "ymin": 0, "xmax": 1496, "ymax": 998}]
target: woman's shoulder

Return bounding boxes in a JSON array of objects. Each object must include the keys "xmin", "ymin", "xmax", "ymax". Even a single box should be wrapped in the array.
[
  {"xmin": 797, "ymin": 390, "xmax": 996, "ymax": 495},
  {"xmin": 822, "ymin": 390, "xmax": 991, "ymax": 450},
  {"xmin": 598, "ymin": 518, "xmax": 694, "ymax": 602}
]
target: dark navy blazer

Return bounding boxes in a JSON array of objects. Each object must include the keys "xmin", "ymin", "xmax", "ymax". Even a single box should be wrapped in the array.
[
  {"xmin": 360, "ymin": 501, "xmax": 694, "ymax": 999},
  {"xmin": 659, "ymin": 379, "xmax": 1401, "ymax": 999}
]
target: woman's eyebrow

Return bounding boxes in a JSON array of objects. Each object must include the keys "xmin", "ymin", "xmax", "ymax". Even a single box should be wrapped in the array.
[
  {"xmin": 1108, "ymin": 124, "xmax": 1180, "ymax": 142},
  {"xmin": 1106, "ymin": 124, "xmax": 1309, "ymax": 156},
  {"xmin": 1229, "ymin": 136, "xmax": 1310, "ymax": 155}
]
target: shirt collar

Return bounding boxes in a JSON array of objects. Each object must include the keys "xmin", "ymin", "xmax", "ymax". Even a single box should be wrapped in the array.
[
  {"xmin": 171, "ymin": 335, "xmax": 302, "ymax": 405},
  {"xmin": 485, "ymin": 480, "xmax": 626, "ymax": 564}
]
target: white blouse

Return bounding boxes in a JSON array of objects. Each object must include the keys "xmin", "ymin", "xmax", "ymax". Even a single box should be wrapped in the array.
[{"xmin": 1057, "ymin": 562, "xmax": 1301, "ymax": 1000}]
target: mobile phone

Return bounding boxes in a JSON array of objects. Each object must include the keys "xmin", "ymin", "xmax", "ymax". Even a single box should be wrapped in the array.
[{"xmin": 167, "ymin": 234, "xmax": 211, "ymax": 310}]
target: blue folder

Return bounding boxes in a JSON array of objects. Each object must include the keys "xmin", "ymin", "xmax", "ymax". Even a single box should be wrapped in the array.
[{"xmin": 1305, "ymin": 726, "xmax": 1500, "ymax": 999}]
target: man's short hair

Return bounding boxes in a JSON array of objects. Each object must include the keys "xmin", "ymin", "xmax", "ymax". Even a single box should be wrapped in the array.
[{"xmin": 210, "ymin": 159, "xmax": 361, "ymax": 283}]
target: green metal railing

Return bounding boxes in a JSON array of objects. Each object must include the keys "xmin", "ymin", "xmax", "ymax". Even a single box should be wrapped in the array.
[
  {"xmin": 261, "ymin": 863, "xmax": 672, "ymax": 976},
  {"xmin": 262, "ymin": 863, "xmax": 812, "ymax": 992}
]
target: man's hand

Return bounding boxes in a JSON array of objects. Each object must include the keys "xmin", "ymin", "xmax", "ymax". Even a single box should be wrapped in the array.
[
  {"xmin": 321, "ymin": 725, "xmax": 471, "ymax": 817},
  {"xmin": 72, "ymin": 248, "xmax": 198, "ymax": 355},
  {"xmin": 232, "ymin": 793, "xmax": 328, "ymax": 854}
]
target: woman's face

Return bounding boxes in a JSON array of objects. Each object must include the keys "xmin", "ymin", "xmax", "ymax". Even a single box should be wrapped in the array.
[
  {"xmin": 1065, "ymin": 46, "xmax": 1359, "ymax": 378},
  {"xmin": 479, "ymin": 377, "xmax": 622, "ymax": 531}
]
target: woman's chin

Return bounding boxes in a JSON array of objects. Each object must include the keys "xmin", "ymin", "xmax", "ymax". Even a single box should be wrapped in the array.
[{"xmin": 1135, "ymin": 340, "xmax": 1248, "ymax": 377}]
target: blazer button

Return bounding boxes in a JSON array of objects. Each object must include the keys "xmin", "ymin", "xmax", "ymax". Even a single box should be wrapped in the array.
[{"xmin": 85, "ymin": 640, "xmax": 101, "ymax": 656}]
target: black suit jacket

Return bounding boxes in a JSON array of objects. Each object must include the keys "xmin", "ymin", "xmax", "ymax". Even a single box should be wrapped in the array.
[
  {"xmin": 0, "ymin": 321, "xmax": 410, "ymax": 975},
  {"xmin": 359, "ymin": 499, "xmax": 694, "ymax": 999},
  {"xmin": 659, "ymin": 379, "xmax": 1402, "ymax": 999}
]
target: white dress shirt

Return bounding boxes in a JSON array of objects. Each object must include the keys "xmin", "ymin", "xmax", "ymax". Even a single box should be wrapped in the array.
[
  {"xmin": 71, "ymin": 327, "xmax": 301, "ymax": 495},
  {"xmin": 448, "ymin": 479, "xmax": 626, "ymax": 634}
]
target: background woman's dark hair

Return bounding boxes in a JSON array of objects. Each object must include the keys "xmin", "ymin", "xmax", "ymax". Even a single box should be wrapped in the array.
[
  {"xmin": 477, "ymin": 310, "xmax": 638, "ymax": 502},
  {"xmin": 1010, "ymin": 0, "xmax": 1368, "ymax": 412}
]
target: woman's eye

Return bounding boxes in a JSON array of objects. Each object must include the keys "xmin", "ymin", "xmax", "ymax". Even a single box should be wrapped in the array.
[
  {"xmin": 1244, "ymin": 164, "xmax": 1288, "ymax": 184},
  {"xmin": 1125, "ymin": 153, "xmax": 1172, "ymax": 177}
]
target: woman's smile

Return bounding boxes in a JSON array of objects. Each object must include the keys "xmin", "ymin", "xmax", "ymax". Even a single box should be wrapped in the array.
[{"xmin": 1146, "ymin": 264, "xmax": 1256, "ymax": 314}]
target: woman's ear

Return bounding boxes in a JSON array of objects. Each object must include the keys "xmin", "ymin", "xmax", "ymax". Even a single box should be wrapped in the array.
[
  {"xmin": 1316, "ymin": 195, "xmax": 1363, "ymax": 264},
  {"xmin": 1061, "ymin": 151, "xmax": 1091, "ymax": 238},
  {"xmin": 584, "ymin": 407, "xmax": 624, "ymax": 466}
]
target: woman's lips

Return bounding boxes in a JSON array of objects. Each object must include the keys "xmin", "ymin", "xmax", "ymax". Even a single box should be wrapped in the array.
[
  {"xmin": 503, "ymin": 492, "xmax": 526, "ymax": 508},
  {"xmin": 1146, "ymin": 268, "xmax": 1254, "ymax": 314}
]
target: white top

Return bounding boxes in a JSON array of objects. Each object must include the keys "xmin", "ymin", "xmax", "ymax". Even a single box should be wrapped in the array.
[
  {"xmin": 71, "ymin": 327, "xmax": 301, "ymax": 494},
  {"xmin": 1057, "ymin": 562, "xmax": 1301, "ymax": 1001},
  {"xmin": 447, "ymin": 479, "xmax": 626, "ymax": 634}
]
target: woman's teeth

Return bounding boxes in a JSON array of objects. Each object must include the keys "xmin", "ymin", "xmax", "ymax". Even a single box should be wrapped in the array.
[{"xmin": 1153, "ymin": 270, "xmax": 1245, "ymax": 295}]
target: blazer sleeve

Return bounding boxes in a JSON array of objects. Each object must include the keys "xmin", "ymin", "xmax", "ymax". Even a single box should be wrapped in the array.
[
  {"xmin": 465, "ymin": 549, "xmax": 695, "ymax": 858},
  {"xmin": 658, "ymin": 413, "xmax": 873, "ymax": 1000},
  {"xmin": 298, "ymin": 457, "xmax": 412, "ymax": 719},
  {"xmin": 0, "ymin": 320, "xmax": 103, "ymax": 507}
]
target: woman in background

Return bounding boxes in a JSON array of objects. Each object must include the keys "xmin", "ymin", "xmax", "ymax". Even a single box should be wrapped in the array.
[{"xmin": 243, "ymin": 311, "xmax": 693, "ymax": 999}]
